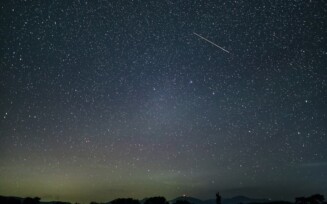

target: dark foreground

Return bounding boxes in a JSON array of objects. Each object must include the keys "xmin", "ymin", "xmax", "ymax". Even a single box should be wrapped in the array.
[{"xmin": 0, "ymin": 193, "xmax": 326, "ymax": 204}]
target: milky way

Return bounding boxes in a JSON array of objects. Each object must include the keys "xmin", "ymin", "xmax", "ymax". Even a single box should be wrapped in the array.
[{"xmin": 0, "ymin": 1, "xmax": 326, "ymax": 203}]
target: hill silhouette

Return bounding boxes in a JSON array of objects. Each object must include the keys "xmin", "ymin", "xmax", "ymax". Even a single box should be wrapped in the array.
[{"xmin": 0, "ymin": 193, "xmax": 325, "ymax": 204}]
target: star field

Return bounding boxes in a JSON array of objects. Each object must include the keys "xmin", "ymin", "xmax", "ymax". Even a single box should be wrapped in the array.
[{"xmin": 0, "ymin": 1, "xmax": 326, "ymax": 203}]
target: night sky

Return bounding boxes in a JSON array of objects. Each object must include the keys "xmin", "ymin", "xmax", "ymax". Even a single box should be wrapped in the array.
[{"xmin": 0, "ymin": 1, "xmax": 327, "ymax": 203}]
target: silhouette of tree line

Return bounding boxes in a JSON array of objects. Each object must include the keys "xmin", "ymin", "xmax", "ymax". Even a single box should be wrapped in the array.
[
  {"xmin": 0, "ymin": 196, "xmax": 70, "ymax": 204},
  {"xmin": 295, "ymin": 194, "xmax": 325, "ymax": 204},
  {"xmin": 0, "ymin": 196, "xmax": 40, "ymax": 204},
  {"xmin": 0, "ymin": 193, "xmax": 325, "ymax": 204}
]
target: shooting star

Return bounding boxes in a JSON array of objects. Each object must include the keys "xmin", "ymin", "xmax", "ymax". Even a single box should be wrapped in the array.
[{"xmin": 193, "ymin": 32, "xmax": 230, "ymax": 53}]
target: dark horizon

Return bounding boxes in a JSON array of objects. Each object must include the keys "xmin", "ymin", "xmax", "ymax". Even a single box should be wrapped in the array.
[
  {"xmin": 0, "ymin": 189, "xmax": 326, "ymax": 204},
  {"xmin": 1, "ymin": 192, "xmax": 326, "ymax": 204}
]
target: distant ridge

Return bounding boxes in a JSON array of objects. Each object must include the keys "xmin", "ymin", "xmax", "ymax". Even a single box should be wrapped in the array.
[
  {"xmin": 0, "ymin": 194, "xmax": 288, "ymax": 204},
  {"xmin": 168, "ymin": 196, "xmax": 270, "ymax": 204},
  {"xmin": 221, "ymin": 196, "xmax": 270, "ymax": 204},
  {"xmin": 169, "ymin": 196, "xmax": 204, "ymax": 204}
]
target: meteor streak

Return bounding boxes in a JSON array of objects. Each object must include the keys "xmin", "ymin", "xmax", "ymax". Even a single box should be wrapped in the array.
[{"xmin": 193, "ymin": 32, "xmax": 230, "ymax": 53}]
